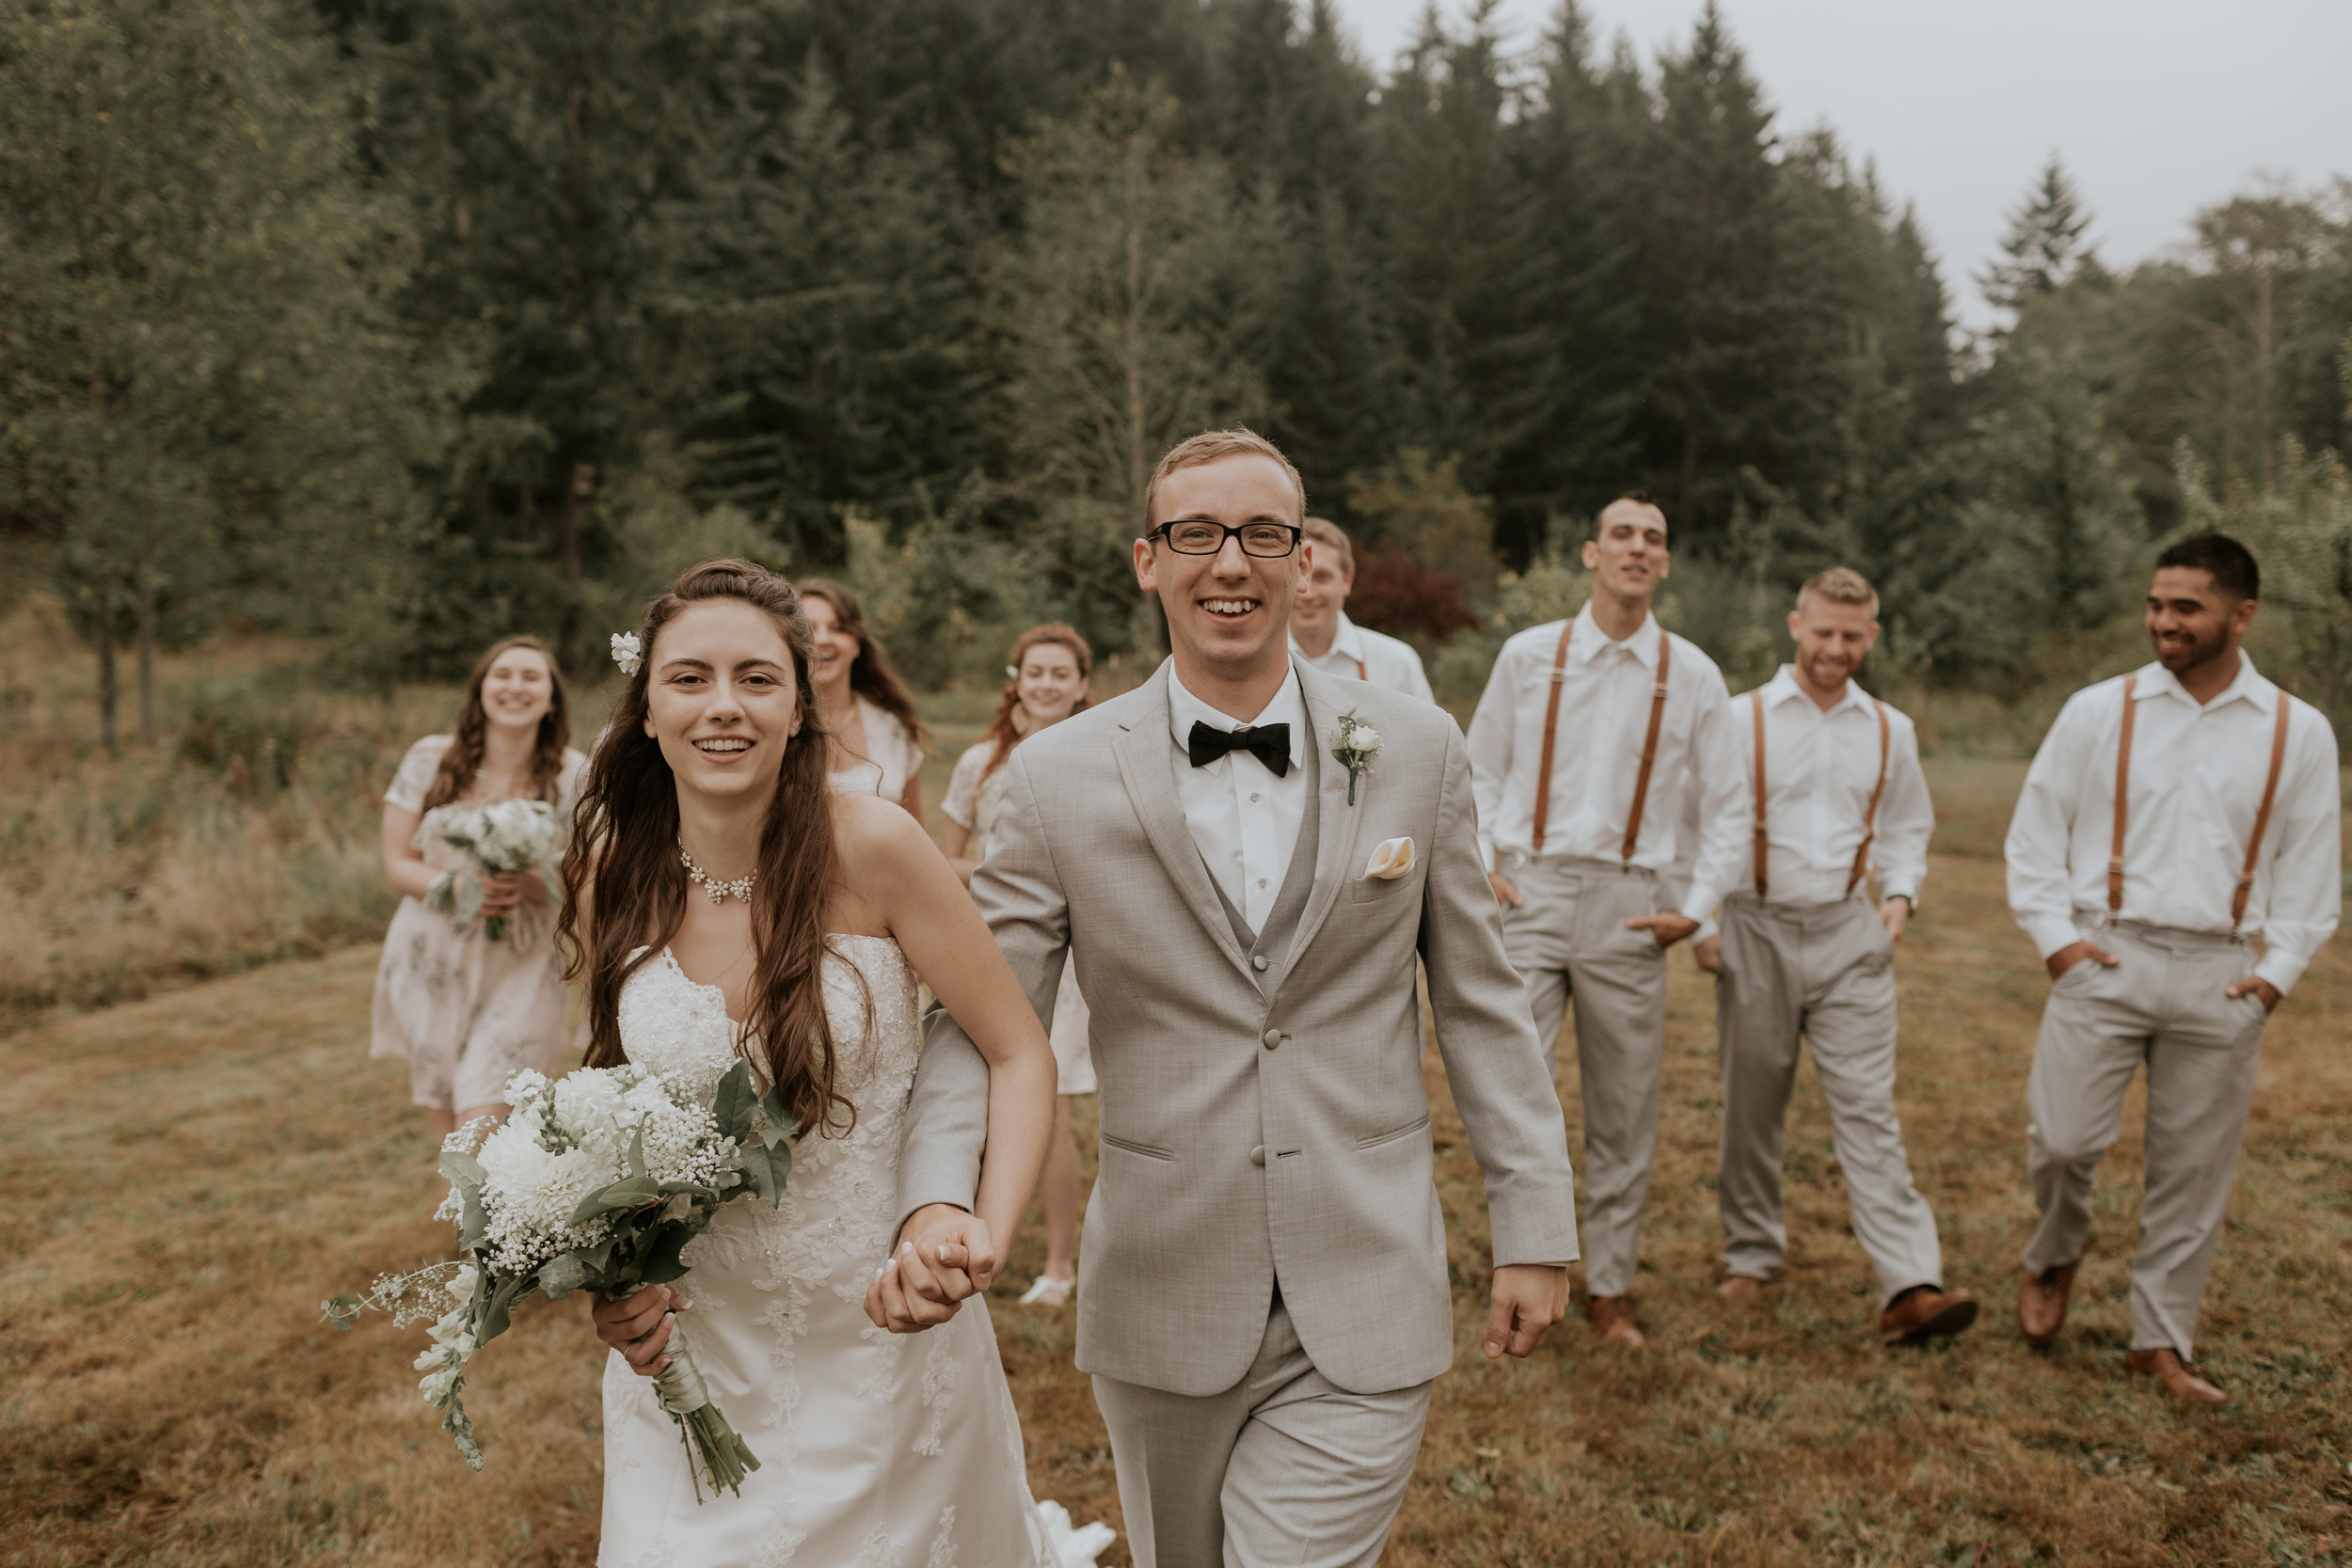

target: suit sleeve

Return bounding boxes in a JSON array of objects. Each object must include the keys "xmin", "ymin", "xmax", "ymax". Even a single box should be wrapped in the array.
[
  {"xmin": 895, "ymin": 747, "xmax": 1071, "ymax": 1232},
  {"xmin": 1419, "ymin": 724, "xmax": 1581, "ymax": 1267}
]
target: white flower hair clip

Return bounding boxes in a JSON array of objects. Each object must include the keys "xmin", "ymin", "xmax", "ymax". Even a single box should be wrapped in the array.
[
  {"xmin": 611, "ymin": 632, "xmax": 643, "ymax": 677},
  {"xmin": 1006, "ymin": 665, "xmax": 1020, "ymax": 680}
]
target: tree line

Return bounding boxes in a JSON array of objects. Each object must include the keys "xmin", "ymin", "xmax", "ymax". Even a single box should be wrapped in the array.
[{"xmin": 3, "ymin": 0, "xmax": 2347, "ymax": 745}]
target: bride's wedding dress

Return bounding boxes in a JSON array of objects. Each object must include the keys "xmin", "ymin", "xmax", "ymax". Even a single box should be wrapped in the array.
[{"xmin": 598, "ymin": 937, "xmax": 1107, "ymax": 1568}]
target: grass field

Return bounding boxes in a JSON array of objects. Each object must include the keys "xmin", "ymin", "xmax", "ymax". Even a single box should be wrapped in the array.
[{"xmin": 5, "ymin": 759, "xmax": 2349, "ymax": 1566}]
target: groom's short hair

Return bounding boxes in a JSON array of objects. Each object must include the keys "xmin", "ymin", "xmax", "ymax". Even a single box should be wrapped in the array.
[{"xmin": 1142, "ymin": 429, "xmax": 1307, "ymax": 533}]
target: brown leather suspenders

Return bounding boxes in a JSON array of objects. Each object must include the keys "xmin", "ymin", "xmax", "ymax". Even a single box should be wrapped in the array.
[
  {"xmin": 1531, "ymin": 624, "xmax": 1671, "ymax": 861},
  {"xmin": 1621, "ymin": 631, "xmax": 1672, "ymax": 861},
  {"xmin": 2106, "ymin": 677, "xmax": 2294, "ymax": 931},
  {"xmin": 1847, "ymin": 701, "xmax": 1892, "ymax": 896},
  {"xmin": 2107, "ymin": 675, "xmax": 2137, "ymax": 913},
  {"xmin": 1748, "ymin": 688, "xmax": 1888, "ymax": 899},
  {"xmin": 1355, "ymin": 656, "xmax": 1368, "ymax": 681},
  {"xmin": 1528, "ymin": 622, "xmax": 1575, "ymax": 854}
]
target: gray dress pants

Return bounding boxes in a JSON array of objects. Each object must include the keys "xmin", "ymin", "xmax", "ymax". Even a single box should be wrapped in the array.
[
  {"xmin": 1090, "ymin": 1301, "xmax": 1433, "ymax": 1568},
  {"xmin": 1499, "ymin": 853, "xmax": 1668, "ymax": 1299},
  {"xmin": 2022, "ymin": 917, "xmax": 2270, "ymax": 1361},
  {"xmin": 1713, "ymin": 893, "xmax": 1943, "ymax": 1307}
]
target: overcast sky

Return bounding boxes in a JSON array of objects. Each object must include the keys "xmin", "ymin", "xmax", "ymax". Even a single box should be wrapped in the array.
[{"xmin": 1329, "ymin": 0, "xmax": 2351, "ymax": 329}]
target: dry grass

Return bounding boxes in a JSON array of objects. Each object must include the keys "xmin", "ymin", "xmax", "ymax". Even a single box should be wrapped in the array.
[{"xmin": 6, "ymin": 752, "xmax": 2348, "ymax": 1565}]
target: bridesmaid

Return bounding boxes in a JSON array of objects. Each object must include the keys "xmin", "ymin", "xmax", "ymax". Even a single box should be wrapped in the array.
[
  {"xmin": 801, "ymin": 578, "xmax": 929, "ymax": 823},
  {"xmin": 940, "ymin": 625, "xmax": 1097, "ymax": 1307},
  {"xmin": 373, "ymin": 635, "xmax": 588, "ymax": 1136}
]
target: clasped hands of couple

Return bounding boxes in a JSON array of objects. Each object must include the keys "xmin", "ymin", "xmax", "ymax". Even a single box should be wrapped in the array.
[{"xmin": 595, "ymin": 1203, "xmax": 1571, "ymax": 1374}]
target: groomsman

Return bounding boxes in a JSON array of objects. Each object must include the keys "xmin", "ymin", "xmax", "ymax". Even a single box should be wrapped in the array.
[
  {"xmin": 1690, "ymin": 568, "xmax": 1978, "ymax": 1343},
  {"xmin": 1290, "ymin": 516, "xmax": 1435, "ymax": 699},
  {"xmin": 2006, "ymin": 533, "xmax": 2340, "ymax": 1404},
  {"xmin": 1468, "ymin": 492, "xmax": 1748, "ymax": 1346}
]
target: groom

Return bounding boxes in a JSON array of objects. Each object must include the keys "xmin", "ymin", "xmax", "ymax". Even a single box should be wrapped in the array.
[{"xmin": 881, "ymin": 429, "xmax": 1581, "ymax": 1566}]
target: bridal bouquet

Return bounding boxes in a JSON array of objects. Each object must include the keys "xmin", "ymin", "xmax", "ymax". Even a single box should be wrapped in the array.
[
  {"xmin": 325, "ymin": 1061, "xmax": 798, "ymax": 1499},
  {"xmin": 417, "ymin": 797, "xmax": 563, "ymax": 941}
]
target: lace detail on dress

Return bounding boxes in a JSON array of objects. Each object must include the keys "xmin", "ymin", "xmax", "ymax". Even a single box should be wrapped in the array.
[
  {"xmin": 913, "ymin": 1332, "xmax": 961, "ymax": 1458},
  {"xmin": 614, "ymin": 938, "xmax": 924, "ymax": 1568}
]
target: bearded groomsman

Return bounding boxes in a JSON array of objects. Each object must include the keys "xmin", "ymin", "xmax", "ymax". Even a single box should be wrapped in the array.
[
  {"xmin": 1289, "ymin": 516, "xmax": 1435, "ymax": 699},
  {"xmin": 2007, "ymin": 533, "xmax": 2339, "ymax": 1405},
  {"xmin": 1690, "ymin": 568, "xmax": 1979, "ymax": 1343},
  {"xmin": 1468, "ymin": 492, "xmax": 1748, "ymax": 1347}
]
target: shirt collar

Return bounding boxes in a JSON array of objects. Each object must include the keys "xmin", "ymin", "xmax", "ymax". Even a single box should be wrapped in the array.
[
  {"xmin": 1569, "ymin": 602, "xmax": 1662, "ymax": 668},
  {"xmin": 2131, "ymin": 653, "xmax": 2276, "ymax": 714},
  {"xmin": 1761, "ymin": 664, "xmax": 1874, "ymax": 716},
  {"xmin": 1168, "ymin": 661, "xmax": 1307, "ymax": 752},
  {"xmin": 1288, "ymin": 610, "xmax": 1365, "ymax": 666}
]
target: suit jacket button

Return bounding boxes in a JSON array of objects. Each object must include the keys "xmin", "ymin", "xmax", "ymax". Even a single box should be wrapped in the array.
[
  {"xmin": 1262, "ymin": 1029, "xmax": 1281, "ymax": 1050},
  {"xmin": 1251, "ymin": 955, "xmax": 1268, "ymax": 972},
  {"xmin": 1249, "ymin": 1145, "xmax": 1265, "ymax": 1166}
]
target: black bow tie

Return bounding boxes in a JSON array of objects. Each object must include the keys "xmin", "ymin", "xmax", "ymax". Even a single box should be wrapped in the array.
[{"xmin": 1187, "ymin": 721, "xmax": 1292, "ymax": 777}]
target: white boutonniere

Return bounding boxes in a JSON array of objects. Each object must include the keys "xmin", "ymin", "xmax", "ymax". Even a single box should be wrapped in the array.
[
  {"xmin": 611, "ymin": 632, "xmax": 642, "ymax": 677},
  {"xmin": 1332, "ymin": 711, "xmax": 1380, "ymax": 805}
]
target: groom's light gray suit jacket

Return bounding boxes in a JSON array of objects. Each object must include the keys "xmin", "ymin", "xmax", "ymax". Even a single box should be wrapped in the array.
[{"xmin": 899, "ymin": 658, "xmax": 1579, "ymax": 1398}]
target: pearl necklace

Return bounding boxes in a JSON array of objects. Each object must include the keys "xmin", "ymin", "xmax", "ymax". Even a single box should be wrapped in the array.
[{"xmin": 678, "ymin": 833, "xmax": 755, "ymax": 905}]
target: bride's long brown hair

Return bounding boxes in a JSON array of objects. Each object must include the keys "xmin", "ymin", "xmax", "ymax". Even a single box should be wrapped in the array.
[{"xmin": 557, "ymin": 560, "xmax": 855, "ymax": 1136}]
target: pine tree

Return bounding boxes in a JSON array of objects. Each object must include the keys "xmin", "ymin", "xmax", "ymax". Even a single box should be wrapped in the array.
[
  {"xmin": 0, "ymin": 0, "xmax": 448, "ymax": 744},
  {"xmin": 1979, "ymin": 154, "xmax": 2097, "ymax": 318}
]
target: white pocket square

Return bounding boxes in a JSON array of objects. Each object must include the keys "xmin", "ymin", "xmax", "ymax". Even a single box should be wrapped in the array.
[{"xmin": 1362, "ymin": 837, "xmax": 1415, "ymax": 880}]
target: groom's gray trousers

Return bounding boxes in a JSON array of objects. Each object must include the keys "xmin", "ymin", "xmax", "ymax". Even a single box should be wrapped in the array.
[{"xmin": 1092, "ymin": 1300, "xmax": 1432, "ymax": 1568}]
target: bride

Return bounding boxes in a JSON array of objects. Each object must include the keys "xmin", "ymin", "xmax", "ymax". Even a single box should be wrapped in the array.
[{"xmin": 558, "ymin": 560, "xmax": 1102, "ymax": 1567}]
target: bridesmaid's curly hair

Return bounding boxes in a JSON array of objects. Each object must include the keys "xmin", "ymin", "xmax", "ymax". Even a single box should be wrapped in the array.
[{"xmin": 557, "ymin": 560, "xmax": 858, "ymax": 1137}]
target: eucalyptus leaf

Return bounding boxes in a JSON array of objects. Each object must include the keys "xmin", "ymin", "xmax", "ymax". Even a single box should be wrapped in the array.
[
  {"xmin": 539, "ymin": 1253, "xmax": 586, "ymax": 1300},
  {"xmin": 639, "ymin": 1222, "xmax": 693, "ymax": 1284},
  {"xmin": 712, "ymin": 1061, "xmax": 756, "ymax": 1142}
]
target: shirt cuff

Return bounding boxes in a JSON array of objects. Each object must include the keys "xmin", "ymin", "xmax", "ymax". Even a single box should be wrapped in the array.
[
  {"xmin": 1478, "ymin": 835, "xmax": 1497, "ymax": 874},
  {"xmin": 2254, "ymin": 948, "xmax": 2311, "ymax": 995},
  {"xmin": 1879, "ymin": 880, "xmax": 1921, "ymax": 908},
  {"xmin": 2024, "ymin": 913, "xmax": 2084, "ymax": 960}
]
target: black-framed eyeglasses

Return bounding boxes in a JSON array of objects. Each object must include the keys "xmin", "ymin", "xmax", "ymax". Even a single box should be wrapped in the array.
[{"xmin": 1148, "ymin": 519, "xmax": 1302, "ymax": 558}]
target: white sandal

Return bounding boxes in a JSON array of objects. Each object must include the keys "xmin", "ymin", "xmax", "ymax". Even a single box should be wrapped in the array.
[{"xmin": 1017, "ymin": 1275, "xmax": 1074, "ymax": 1307}]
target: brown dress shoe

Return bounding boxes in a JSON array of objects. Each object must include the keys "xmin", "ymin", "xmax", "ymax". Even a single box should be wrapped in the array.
[
  {"xmin": 1717, "ymin": 1275, "xmax": 1766, "ymax": 1301},
  {"xmin": 1585, "ymin": 1294, "xmax": 1647, "ymax": 1348},
  {"xmin": 2127, "ymin": 1348, "xmax": 2229, "ymax": 1405},
  {"xmin": 1878, "ymin": 1285, "xmax": 1979, "ymax": 1345},
  {"xmin": 2017, "ymin": 1261, "xmax": 2078, "ymax": 1347}
]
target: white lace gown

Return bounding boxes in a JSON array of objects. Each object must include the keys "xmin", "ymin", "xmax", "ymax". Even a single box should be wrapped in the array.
[{"xmin": 599, "ymin": 939, "xmax": 1076, "ymax": 1568}]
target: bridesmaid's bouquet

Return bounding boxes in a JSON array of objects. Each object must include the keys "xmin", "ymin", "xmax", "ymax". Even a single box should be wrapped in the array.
[
  {"xmin": 326, "ymin": 1062, "xmax": 798, "ymax": 1499},
  {"xmin": 416, "ymin": 797, "xmax": 563, "ymax": 941}
]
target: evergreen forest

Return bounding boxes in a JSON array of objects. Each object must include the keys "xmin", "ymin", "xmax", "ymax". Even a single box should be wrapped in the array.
[{"xmin": 5, "ymin": 0, "xmax": 2349, "ymax": 738}]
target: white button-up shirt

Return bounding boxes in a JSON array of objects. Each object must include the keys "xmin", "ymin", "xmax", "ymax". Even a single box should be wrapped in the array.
[
  {"xmin": 1466, "ymin": 604, "xmax": 1748, "ymax": 923},
  {"xmin": 1168, "ymin": 662, "xmax": 1311, "ymax": 933},
  {"xmin": 1290, "ymin": 610, "xmax": 1434, "ymax": 703},
  {"xmin": 2005, "ymin": 656, "xmax": 2342, "ymax": 993},
  {"xmin": 1734, "ymin": 667, "xmax": 1932, "ymax": 906}
]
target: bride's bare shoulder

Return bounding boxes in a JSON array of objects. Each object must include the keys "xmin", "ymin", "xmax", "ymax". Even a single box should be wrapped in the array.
[{"xmin": 830, "ymin": 791, "xmax": 936, "ymax": 873}]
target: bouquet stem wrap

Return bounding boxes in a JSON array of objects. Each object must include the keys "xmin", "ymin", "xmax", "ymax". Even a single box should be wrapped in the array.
[{"xmin": 624, "ymin": 1288, "xmax": 760, "ymax": 1500}]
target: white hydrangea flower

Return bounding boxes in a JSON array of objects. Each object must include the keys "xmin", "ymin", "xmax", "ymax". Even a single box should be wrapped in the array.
[{"xmin": 611, "ymin": 632, "xmax": 643, "ymax": 676}]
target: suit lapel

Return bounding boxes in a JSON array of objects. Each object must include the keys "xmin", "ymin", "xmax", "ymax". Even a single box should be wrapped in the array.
[
  {"xmin": 1278, "ymin": 661, "xmax": 1368, "ymax": 975},
  {"xmin": 1111, "ymin": 666, "xmax": 1256, "ymax": 983}
]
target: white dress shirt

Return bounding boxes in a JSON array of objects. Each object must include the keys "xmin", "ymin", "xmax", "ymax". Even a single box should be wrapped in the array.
[
  {"xmin": 1290, "ymin": 610, "xmax": 1434, "ymax": 703},
  {"xmin": 2005, "ymin": 656, "xmax": 2342, "ymax": 993},
  {"xmin": 1168, "ymin": 662, "xmax": 1311, "ymax": 933},
  {"xmin": 1466, "ymin": 604, "xmax": 1748, "ymax": 923}
]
